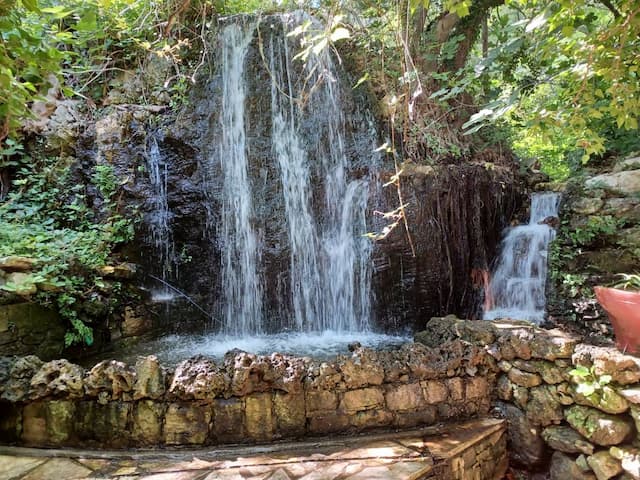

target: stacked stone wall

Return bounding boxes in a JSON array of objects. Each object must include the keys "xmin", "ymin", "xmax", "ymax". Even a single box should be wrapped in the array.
[
  {"xmin": 421, "ymin": 316, "xmax": 640, "ymax": 480},
  {"xmin": 0, "ymin": 341, "xmax": 494, "ymax": 448}
]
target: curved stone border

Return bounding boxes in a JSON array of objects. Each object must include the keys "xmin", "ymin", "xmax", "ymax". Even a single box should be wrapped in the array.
[{"xmin": 0, "ymin": 340, "xmax": 493, "ymax": 448}]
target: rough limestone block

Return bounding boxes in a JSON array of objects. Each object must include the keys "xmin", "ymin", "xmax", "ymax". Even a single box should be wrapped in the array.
[
  {"xmin": 22, "ymin": 402, "xmax": 48, "ymax": 446},
  {"xmin": 308, "ymin": 413, "xmax": 350, "ymax": 434},
  {"xmin": 393, "ymin": 407, "xmax": 437, "ymax": 428},
  {"xmin": 466, "ymin": 377, "xmax": 488, "ymax": 400},
  {"xmin": 565, "ymin": 405, "xmax": 634, "ymax": 446},
  {"xmin": 164, "ymin": 402, "xmax": 210, "ymax": 445},
  {"xmin": 550, "ymin": 451, "xmax": 596, "ymax": 480},
  {"xmin": 572, "ymin": 385, "xmax": 629, "ymax": 415},
  {"xmin": 526, "ymin": 385, "xmax": 564, "ymax": 427},
  {"xmin": 305, "ymin": 389, "xmax": 337, "ymax": 416},
  {"xmin": 587, "ymin": 450, "xmax": 623, "ymax": 480},
  {"xmin": 508, "ymin": 367, "xmax": 542, "ymax": 388},
  {"xmin": 496, "ymin": 375, "xmax": 514, "ymax": 401},
  {"xmin": 134, "ymin": 356, "xmax": 165, "ymax": 400},
  {"xmin": 0, "ymin": 402, "xmax": 21, "ymax": 442},
  {"xmin": 446, "ymin": 378, "xmax": 464, "ymax": 401},
  {"xmin": 274, "ymin": 392, "xmax": 305, "ymax": 435},
  {"xmin": 74, "ymin": 401, "xmax": 131, "ymax": 446},
  {"xmin": 542, "ymin": 425, "xmax": 594, "ymax": 455},
  {"xmin": 340, "ymin": 387, "xmax": 384, "ymax": 413},
  {"xmin": 349, "ymin": 409, "xmax": 393, "ymax": 429},
  {"xmin": 385, "ymin": 383, "xmax": 425, "ymax": 412},
  {"xmin": 212, "ymin": 397, "xmax": 245, "ymax": 442},
  {"xmin": 46, "ymin": 400, "xmax": 75, "ymax": 444},
  {"xmin": 421, "ymin": 380, "xmax": 448, "ymax": 404},
  {"xmin": 132, "ymin": 400, "xmax": 163, "ymax": 445},
  {"xmin": 245, "ymin": 393, "xmax": 274, "ymax": 441}
]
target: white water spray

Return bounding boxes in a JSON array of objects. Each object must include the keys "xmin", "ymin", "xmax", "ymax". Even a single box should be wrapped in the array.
[{"xmin": 484, "ymin": 192, "xmax": 561, "ymax": 323}]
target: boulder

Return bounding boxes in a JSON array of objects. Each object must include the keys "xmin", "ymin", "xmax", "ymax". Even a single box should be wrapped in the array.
[
  {"xmin": 587, "ymin": 451, "xmax": 623, "ymax": 480},
  {"xmin": 170, "ymin": 356, "xmax": 229, "ymax": 400},
  {"xmin": 550, "ymin": 451, "xmax": 596, "ymax": 480},
  {"xmin": 133, "ymin": 356, "xmax": 165, "ymax": 400},
  {"xmin": 586, "ymin": 170, "xmax": 640, "ymax": 195},
  {"xmin": 572, "ymin": 197, "xmax": 604, "ymax": 215},
  {"xmin": 1, "ymin": 356, "xmax": 43, "ymax": 402},
  {"xmin": 0, "ymin": 257, "xmax": 35, "ymax": 272},
  {"xmin": 573, "ymin": 345, "xmax": 640, "ymax": 385},
  {"xmin": 610, "ymin": 446, "xmax": 640, "ymax": 479},
  {"xmin": 525, "ymin": 385, "xmax": 564, "ymax": 427},
  {"xmin": 572, "ymin": 385, "xmax": 629, "ymax": 414},
  {"xmin": 84, "ymin": 360, "xmax": 135, "ymax": 400},
  {"xmin": 30, "ymin": 359, "xmax": 84, "ymax": 399},
  {"xmin": 121, "ymin": 306, "xmax": 152, "ymax": 337},
  {"xmin": 225, "ymin": 351, "xmax": 304, "ymax": 396},
  {"xmin": 495, "ymin": 401, "xmax": 547, "ymax": 468},
  {"xmin": 5, "ymin": 273, "xmax": 37, "ymax": 296},
  {"xmin": 542, "ymin": 425, "xmax": 594, "ymax": 455},
  {"xmin": 99, "ymin": 263, "xmax": 138, "ymax": 279},
  {"xmin": 565, "ymin": 405, "xmax": 634, "ymax": 446},
  {"xmin": 508, "ymin": 367, "xmax": 542, "ymax": 387},
  {"xmin": 613, "ymin": 156, "xmax": 640, "ymax": 172}
]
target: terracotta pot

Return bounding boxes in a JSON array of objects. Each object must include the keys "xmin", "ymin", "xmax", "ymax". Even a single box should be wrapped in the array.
[{"xmin": 595, "ymin": 286, "xmax": 640, "ymax": 355}]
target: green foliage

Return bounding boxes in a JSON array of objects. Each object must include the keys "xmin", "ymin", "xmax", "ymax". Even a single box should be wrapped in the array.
[
  {"xmin": 613, "ymin": 273, "xmax": 640, "ymax": 292},
  {"xmin": 569, "ymin": 365, "xmax": 612, "ymax": 397},
  {"xmin": 464, "ymin": 1, "xmax": 640, "ymax": 163},
  {"xmin": 567, "ymin": 215, "xmax": 620, "ymax": 248},
  {"xmin": 0, "ymin": 155, "xmax": 134, "ymax": 346}
]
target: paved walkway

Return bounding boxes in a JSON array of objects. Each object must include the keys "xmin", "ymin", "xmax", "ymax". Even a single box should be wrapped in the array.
[{"xmin": 0, "ymin": 419, "xmax": 506, "ymax": 480}]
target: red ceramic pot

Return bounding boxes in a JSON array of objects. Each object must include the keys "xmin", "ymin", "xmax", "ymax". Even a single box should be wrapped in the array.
[{"xmin": 595, "ymin": 286, "xmax": 640, "ymax": 355}]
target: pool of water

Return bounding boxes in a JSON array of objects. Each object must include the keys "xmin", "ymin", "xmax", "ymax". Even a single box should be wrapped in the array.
[{"xmin": 95, "ymin": 330, "xmax": 412, "ymax": 366}]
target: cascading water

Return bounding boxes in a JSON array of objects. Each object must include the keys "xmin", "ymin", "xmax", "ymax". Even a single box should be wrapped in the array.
[
  {"xmin": 210, "ymin": 14, "xmax": 375, "ymax": 336},
  {"xmin": 267, "ymin": 18, "xmax": 372, "ymax": 333},
  {"xmin": 484, "ymin": 192, "xmax": 561, "ymax": 323},
  {"xmin": 218, "ymin": 22, "xmax": 264, "ymax": 335},
  {"xmin": 117, "ymin": 13, "xmax": 408, "ymax": 364},
  {"xmin": 146, "ymin": 135, "xmax": 174, "ymax": 301}
]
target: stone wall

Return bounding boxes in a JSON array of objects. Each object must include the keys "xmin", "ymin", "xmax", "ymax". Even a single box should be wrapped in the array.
[
  {"xmin": 5, "ymin": 315, "xmax": 640, "ymax": 479},
  {"xmin": 420, "ymin": 316, "xmax": 640, "ymax": 480},
  {"xmin": 0, "ymin": 341, "xmax": 494, "ymax": 448},
  {"xmin": 0, "ymin": 303, "xmax": 65, "ymax": 360}
]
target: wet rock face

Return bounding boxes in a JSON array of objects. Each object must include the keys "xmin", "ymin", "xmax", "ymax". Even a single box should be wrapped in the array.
[{"xmin": 373, "ymin": 164, "xmax": 521, "ymax": 330}]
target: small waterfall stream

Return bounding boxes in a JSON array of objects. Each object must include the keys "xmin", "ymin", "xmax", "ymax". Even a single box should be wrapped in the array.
[
  {"xmin": 218, "ymin": 22, "xmax": 264, "ymax": 335},
  {"xmin": 146, "ymin": 135, "xmax": 174, "ymax": 301},
  {"xmin": 484, "ymin": 192, "xmax": 561, "ymax": 323}
]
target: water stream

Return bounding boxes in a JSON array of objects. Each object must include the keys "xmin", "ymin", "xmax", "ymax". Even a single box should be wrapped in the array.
[
  {"xmin": 146, "ymin": 135, "xmax": 174, "ymax": 302},
  {"xmin": 484, "ymin": 192, "xmax": 561, "ymax": 323},
  {"xmin": 213, "ymin": 14, "xmax": 375, "ymax": 335}
]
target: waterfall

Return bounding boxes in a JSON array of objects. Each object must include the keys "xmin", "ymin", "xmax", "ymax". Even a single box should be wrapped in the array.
[
  {"xmin": 211, "ymin": 14, "xmax": 376, "ymax": 335},
  {"xmin": 218, "ymin": 22, "xmax": 264, "ymax": 335},
  {"xmin": 146, "ymin": 135, "xmax": 174, "ymax": 300},
  {"xmin": 484, "ymin": 192, "xmax": 561, "ymax": 323}
]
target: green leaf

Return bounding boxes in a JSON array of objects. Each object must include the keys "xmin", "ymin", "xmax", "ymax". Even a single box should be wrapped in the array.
[
  {"xmin": 76, "ymin": 10, "xmax": 97, "ymax": 32},
  {"xmin": 41, "ymin": 6, "xmax": 74, "ymax": 19},
  {"xmin": 576, "ymin": 383, "xmax": 596, "ymax": 396},
  {"xmin": 21, "ymin": 0, "xmax": 39, "ymax": 13},
  {"xmin": 569, "ymin": 366, "xmax": 591, "ymax": 377}
]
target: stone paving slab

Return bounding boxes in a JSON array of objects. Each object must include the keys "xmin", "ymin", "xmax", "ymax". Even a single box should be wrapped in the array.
[{"xmin": 0, "ymin": 418, "xmax": 505, "ymax": 480}]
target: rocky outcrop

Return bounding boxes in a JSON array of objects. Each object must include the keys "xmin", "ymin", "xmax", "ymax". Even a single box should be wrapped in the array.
[
  {"xmin": 373, "ymin": 162, "xmax": 521, "ymax": 329},
  {"xmin": 548, "ymin": 154, "xmax": 640, "ymax": 341}
]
